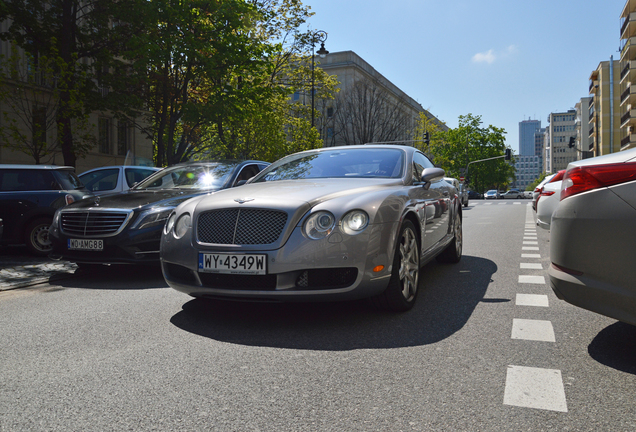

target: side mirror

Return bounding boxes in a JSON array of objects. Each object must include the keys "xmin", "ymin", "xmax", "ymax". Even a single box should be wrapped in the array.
[{"xmin": 421, "ymin": 167, "xmax": 445, "ymax": 184}]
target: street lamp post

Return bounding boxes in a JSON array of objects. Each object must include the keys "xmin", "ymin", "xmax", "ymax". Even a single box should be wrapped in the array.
[{"xmin": 311, "ymin": 31, "xmax": 329, "ymax": 128}]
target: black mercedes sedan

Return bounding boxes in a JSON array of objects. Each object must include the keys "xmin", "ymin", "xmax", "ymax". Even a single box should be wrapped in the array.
[{"xmin": 49, "ymin": 160, "xmax": 268, "ymax": 268}]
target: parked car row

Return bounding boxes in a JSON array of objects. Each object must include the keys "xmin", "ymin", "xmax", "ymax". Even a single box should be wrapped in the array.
[
  {"xmin": 534, "ymin": 148, "xmax": 636, "ymax": 327},
  {"xmin": 2, "ymin": 145, "xmax": 464, "ymax": 313}
]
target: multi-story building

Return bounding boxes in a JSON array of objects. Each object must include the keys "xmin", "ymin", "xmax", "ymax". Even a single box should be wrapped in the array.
[
  {"xmin": 589, "ymin": 58, "xmax": 622, "ymax": 156},
  {"xmin": 0, "ymin": 20, "xmax": 154, "ymax": 172},
  {"xmin": 545, "ymin": 110, "xmax": 577, "ymax": 173},
  {"xmin": 535, "ymin": 127, "xmax": 545, "ymax": 162},
  {"xmin": 315, "ymin": 51, "xmax": 446, "ymax": 147},
  {"xmin": 519, "ymin": 120, "xmax": 541, "ymax": 156},
  {"xmin": 512, "ymin": 155, "xmax": 541, "ymax": 191},
  {"xmin": 619, "ymin": 0, "xmax": 636, "ymax": 151},
  {"xmin": 575, "ymin": 97, "xmax": 593, "ymax": 160}
]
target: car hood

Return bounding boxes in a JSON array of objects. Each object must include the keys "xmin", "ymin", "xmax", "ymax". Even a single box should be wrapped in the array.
[
  {"xmin": 192, "ymin": 178, "xmax": 405, "ymax": 211},
  {"xmin": 66, "ymin": 188, "xmax": 216, "ymax": 211}
]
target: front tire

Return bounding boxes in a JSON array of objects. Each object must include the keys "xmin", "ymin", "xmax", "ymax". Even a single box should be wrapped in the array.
[
  {"xmin": 371, "ymin": 220, "xmax": 420, "ymax": 312},
  {"xmin": 24, "ymin": 217, "xmax": 53, "ymax": 257}
]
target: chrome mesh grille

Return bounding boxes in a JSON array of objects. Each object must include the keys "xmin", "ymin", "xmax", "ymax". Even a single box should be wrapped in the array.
[
  {"xmin": 61, "ymin": 211, "xmax": 130, "ymax": 237},
  {"xmin": 197, "ymin": 209, "xmax": 288, "ymax": 245}
]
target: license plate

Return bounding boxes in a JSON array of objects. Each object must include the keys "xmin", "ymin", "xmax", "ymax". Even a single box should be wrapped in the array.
[
  {"xmin": 199, "ymin": 253, "xmax": 266, "ymax": 275},
  {"xmin": 68, "ymin": 239, "xmax": 103, "ymax": 251}
]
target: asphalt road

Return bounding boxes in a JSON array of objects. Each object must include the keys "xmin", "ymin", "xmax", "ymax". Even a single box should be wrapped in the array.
[{"xmin": 0, "ymin": 200, "xmax": 634, "ymax": 431}]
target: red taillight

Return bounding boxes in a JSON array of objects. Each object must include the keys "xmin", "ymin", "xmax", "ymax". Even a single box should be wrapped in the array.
[
  {"xmin": 539, "ymin": 190, "xmax": 555, "ymax": 197},
  {"xmin": 561, "ymin": 162, "xmax": 636, "ymax": 200}
]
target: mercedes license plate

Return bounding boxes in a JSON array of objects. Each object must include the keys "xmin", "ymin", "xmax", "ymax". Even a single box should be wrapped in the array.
[
  {"xmin": 199, "ymin": 253, "xmax": 266, "ymax": 275},
  {"xmin": 68, "ymin": 239, "xmax": 103, "ymax": 251}
]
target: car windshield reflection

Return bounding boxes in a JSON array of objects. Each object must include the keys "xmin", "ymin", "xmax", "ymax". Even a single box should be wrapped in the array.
[
  {"xmin": 254, "ymin": 148, "xmax": 404, "ymax": 182},
  {"xmin": 134, "ymin": 163, "xmax": 237, "ymax": 190}
]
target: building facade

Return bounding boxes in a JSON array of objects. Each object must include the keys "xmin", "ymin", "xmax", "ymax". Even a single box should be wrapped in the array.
[
  {"xmin": 519, "ymin": 119, "xmax": 541, "ymax": 156},
  {"xmin": 619, "ymin": 0, "xmax": 636, "ymax": 151},
  {"xmin": 589, "ymin": 59, "xmax": 622, "ymax": 157},
  {"xmin": 512, "ymin": 155, "xmax": 541, "ymax": 191},
  {"xmin": 545, "ymin": 111, "xmax": 578, "ymax": 173},
  {"xmin": 574, "ymin": 97, "xmax": 593, "ymax": 160},
  {"xmin": 0, "ymin": 20, "xmax": 154, "ymax": 173},
  {"xmin": 315, "ymin": 51, "xmax": 446, "ymax": 147}
]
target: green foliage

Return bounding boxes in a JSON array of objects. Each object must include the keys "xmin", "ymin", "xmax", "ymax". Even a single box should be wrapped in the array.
[
  {"xmin": 418, "ymin": 113, "xmax": 515, "ymax": 193},
  {"xmin": 526, "ymin": 172, "xmax": 548, "ymax": 191}
]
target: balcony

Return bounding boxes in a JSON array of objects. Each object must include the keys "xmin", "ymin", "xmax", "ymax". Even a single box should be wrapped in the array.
[
  {"xmin": 589, "ymin": 79, "xmax": 599, "ymax": 93},
  {"xmin": 620, "ymin": 12, "xmax": 636, "ymax": 39},
  {"xmin": 621, "ymin": 36, "xmax": 636, "ymax": 62},
  {"xmin": 589, "ymin": 126, "xmax": 595, "ymax": 138},
  {"xmin": 621, "ymin": 109, "xmax": 636, "ymax": 127},
  {"xmin": 620, "ymin": 85, "xmax": 636, "ymax": 106}
]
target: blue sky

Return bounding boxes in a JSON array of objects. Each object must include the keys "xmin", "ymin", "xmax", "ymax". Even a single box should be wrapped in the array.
[{"xmin": 306, "ymin": 0, "xmax": 625, "ymax": 152}]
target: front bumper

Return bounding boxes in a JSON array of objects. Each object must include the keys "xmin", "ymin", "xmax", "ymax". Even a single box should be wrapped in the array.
[{"xmin": 161, "ymin": 222, "xmax": 399, "ymax": 302}]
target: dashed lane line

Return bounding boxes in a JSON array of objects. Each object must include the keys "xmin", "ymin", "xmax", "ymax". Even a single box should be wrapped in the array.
[
  {"xmin": 520, "ymin": 263, "xmax": 543, "ymax": 269},
  {"xmin": 519, "ymin": 275, "xmax": 546, "ymax": 284},
  {"xmin": 503, "ymin": 366, "xmax": 568, "ymax": 412},
  {"xmin": 515, "ymin": 293, "xmax": 549, "ymax": 307}
]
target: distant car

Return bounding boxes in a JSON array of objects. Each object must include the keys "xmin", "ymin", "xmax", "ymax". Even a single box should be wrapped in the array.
[
  {"xmin": 501, "ymin": 189, "xmax": 523, "ymax": 199},
  {"xmin": 484, "ymin": 190, "xmax": 500, "ymax": 199},
  {"xmin": 549, "ymin": 148, "xmax": 636, "ymax": 326},
  {"xmin": 467, "ymin": 190, "xmax": 482, "ymax": 199},
  {"xmin": 161, "ymin": 145, "xmax": 463, "ymax": 312},
  {"xmin": 535, "ymin": 170, "xmax": 565, "ymax": 230},
  {"xmin": 78, "ymin": 166, "xmax": 161, "ymax": 195},
  {"xmin": 523, "ymin": 191, "xmax": 533, "ymax": 199},
  {"xmin": 0, "ymin": 165, "xmax": 91, "ymax": 256},
  {"xmin": 532, "ymin": 174, "xmax": 556, "ymax": 211},
  {"xmin": 444, "ymin": 177, "xmax": 468, "ymax": 207},
  {"xmin": 49, "ymin": 160, "xmax": 268, "ymax": 267}
]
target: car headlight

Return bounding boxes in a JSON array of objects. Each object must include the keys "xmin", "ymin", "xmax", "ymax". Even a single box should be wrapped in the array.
[
  {"xmin": 174, "ymin": 213, "xmax": 191, "ymax": 239},
  {"xmin": 130, "ymin": 208, "xmax": 174, "ymax": 230},
  {"xmin": 303, "ymin": 211, "xmax": 335, "ymax": 240},
  {"xmin": 341, "ymin": 210, "xmax": 369, "ymax": 235},
  {"xmin": 164, "ymin": 212, "xmax": 176, "ymax": 235}
]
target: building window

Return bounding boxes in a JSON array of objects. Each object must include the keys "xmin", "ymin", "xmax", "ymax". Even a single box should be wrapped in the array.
[
  {"xmin": 292, "ymin": 92, "xmax": 300, "ymax": 101},
  {"xmin": 98, "ymin": 118, "xmax": 111, "ymax": 154},
  {"xmin": 117, "ymin": 121, "xmax": 129, "ymax": 156}
]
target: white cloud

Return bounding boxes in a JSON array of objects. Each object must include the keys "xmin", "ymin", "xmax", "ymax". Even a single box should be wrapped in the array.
[
  {"xmin": 472, "ymin": 49, "xmax": 496, "ymax": 64},
  {"xmin": 472, "ymin": 45, "xmax": 519, "ymax": 64}
]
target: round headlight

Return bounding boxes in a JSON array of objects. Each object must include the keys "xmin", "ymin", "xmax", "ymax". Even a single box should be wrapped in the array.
[
  {"xmin": 341, "ymin": 210, "xmax": 369, "ymax": 235},
  {"xmin": 164, "ymin": 212, "xmax": 176, "ymax": 235},
  {"xmin": 174, "ymin": 213, "xmax": 191, "ymax": 239},
  {"xmin": 303, "ymin": 211, "xmax": 335, "ymax": 240}
]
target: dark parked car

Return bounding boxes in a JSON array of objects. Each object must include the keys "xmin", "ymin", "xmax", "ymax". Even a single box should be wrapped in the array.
[
  {"xmin": 467, "ymin": 190, "xmax": 482, "ymax": 199},
  {"xmin": 49, "ymin": 160, "xmax": 268, "ymax": 268},
  {"xmin": 161, "ymin": 145, "xmax": 463, "ymax": 312},
  {"xmin": 0, "ymin": 165, "xmax": 91, "ymax": 256}
]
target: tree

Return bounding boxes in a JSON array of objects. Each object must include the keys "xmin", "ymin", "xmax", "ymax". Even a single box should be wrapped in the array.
[
  {"xmin": 0, "ymin": 0, "xmax": 149, "ymax": 167},
  {"xmin": 421, "ymin": 113, "xmax": 515, "ymax": 193},
  {"xmin": 332, "ymin": 77, "xmax": 411, "ymax": 145}
]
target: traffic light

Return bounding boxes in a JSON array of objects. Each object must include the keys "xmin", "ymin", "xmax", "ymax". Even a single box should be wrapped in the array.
[
  {"xmin": 504, "ymin": 148, "xmax": 512, "ymax": 160},
  {"xmin": 423, "ymin": 131, "xmax": 430, "ymax": 144},
  {"xmin": 568, "ymin": 136, "xmax": 575, "ymax": 148}
]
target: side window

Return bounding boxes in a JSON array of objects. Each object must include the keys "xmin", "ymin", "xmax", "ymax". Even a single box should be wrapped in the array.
[
  {"xmin": 234, "ymin": 164, "xmax": 261, "ymax": 185},
  {"xmin": 79, "ymin": 169, "xmax": 119, "ymax": 192},
  {"xmin": 5, "ymin": 170, "xmax": 57, "ymax": 191},
  {"xmin": 125, "ymin": 168, "xmax": 156, "ymax": 188},
  {"xmin": 412, "ymin": 152, "xmax": 434, "ymax": 183}
]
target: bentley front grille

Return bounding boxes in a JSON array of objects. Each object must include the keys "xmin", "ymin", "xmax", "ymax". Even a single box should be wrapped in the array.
[
  {"xmin": 197, "ymin": 209, "xmax": 288, "ymax": 245},
  {"xmin": 61, "ymin": 211, "xmax": 130, "ymax": 237}
]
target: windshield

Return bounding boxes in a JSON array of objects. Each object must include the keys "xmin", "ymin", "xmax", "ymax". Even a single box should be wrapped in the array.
[
  {"xmin": 133, "ymin": 163, "xmax": 238, "ymax": 190},
  {"xmin": 56, "ymin": 170, "xmax": 85, "ymax": 190},
  {"xmin": 253, "ymin": 148, "xmax": 404, "ymax": 182}
]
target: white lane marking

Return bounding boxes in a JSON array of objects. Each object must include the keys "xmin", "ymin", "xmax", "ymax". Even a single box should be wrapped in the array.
[
  {"xmin": 519, "ymin": 275, "xmax": 546, "ymax": 284},
  {"xmin": 522, "ymin": 254, "xmax": 541, "ymax": 258},
  {"xmin": 520, "ymin": 263, "xmax": 543, "ymax": 269},
  {"xmin": 516, "ymin": 294, "xmax": 549, "ymax": 307},
  {"xmin": 499, "ymin": 203, "xmax": 507, "ymax": 205},
  {"xmin": 484, "ymin": 203, "xmax": 493, "ymax": 205},
  {"xmin": 523, "ymin": 241, "xmax": 538, "ymax": 245},
  {"xmin": 511, "ymin": 319, "xmax": 555, "ymax": 342},
  {"xmin": 522, "ymin": 246, "xmax": 539, "ymax": 251},
  {"xmin": 523, "ymin": 237, "xmax": 537, "ymax": 241},
  {"xmin": 503, "ymin": 365, "xmax": 567, "ymax": 412},
  {"xmin": 513, "ymin": 202, "xmax": 521, "ymax": 205}
]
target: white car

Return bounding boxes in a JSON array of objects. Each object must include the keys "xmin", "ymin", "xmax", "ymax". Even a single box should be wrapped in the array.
[
  {"xmin": 532, "ymin": 173, "xmax": 556, "ymax": 211},
  {"xmin": 78, "ymin": 165, "xmax": 161, "ymax": 195},
  {"xmin": 535, "ymin": 171, "xmax": 565, "ymax": 230}
]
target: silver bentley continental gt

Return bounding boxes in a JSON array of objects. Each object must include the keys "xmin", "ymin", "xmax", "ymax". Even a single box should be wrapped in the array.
[{"xmin": 160, "ymin": 145, "xmax": 463, "ymax": 312}]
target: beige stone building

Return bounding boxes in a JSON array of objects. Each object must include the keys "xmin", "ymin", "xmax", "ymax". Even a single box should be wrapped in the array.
[
  {"xmin": 588, "ymin": 59, "xmax": 622, "ymax": 157},
  {"xmin": 620, "ymin": 0, "xmax": 636, "ymax": 151},
  {"xmin": 0, "ymin": 20, "xmax": 153, "ymax": 173},
  {"xmin": 544, "ymin": 110, "xmax": 577, "ymax": 173},
  {"xmin": 315, "ymin": 51, "xmax": 446, "ymax": 147}
]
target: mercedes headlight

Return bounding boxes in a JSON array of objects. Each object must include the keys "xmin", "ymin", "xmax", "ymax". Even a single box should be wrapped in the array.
[
  {"xmin": 341, "ymin": 210, "xmax": 369, "ymax": 235},
  {"xmin": 303, "ymin": 211, "xmax": 335, "ymax": 240},
  {"xmin": 130, "ymin": 208, "xmax": 174, "ymax": 230}
]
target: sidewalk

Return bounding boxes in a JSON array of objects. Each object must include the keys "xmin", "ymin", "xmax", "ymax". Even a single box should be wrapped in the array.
[{"xmin": 0, "ymin": 246, "xmax": 77, "ymax": 291}]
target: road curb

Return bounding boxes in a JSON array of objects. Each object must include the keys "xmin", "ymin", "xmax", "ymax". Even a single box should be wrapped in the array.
[{"xmin": 0, "ymin": 262, "xmax": 78, "ymax": 291}]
